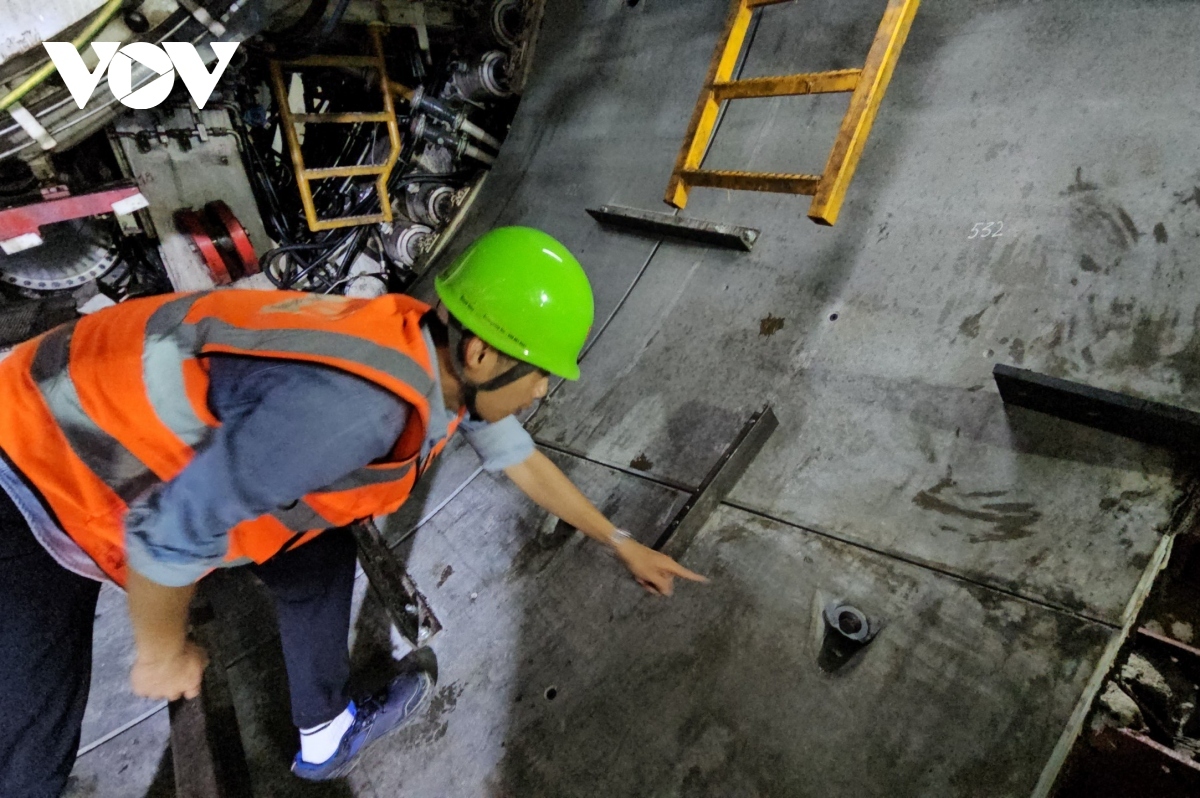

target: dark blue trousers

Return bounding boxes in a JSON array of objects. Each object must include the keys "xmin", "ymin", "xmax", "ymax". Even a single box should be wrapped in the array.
[{"xmin": 0, "ymin": 487, "xmax": 357, "ymax": 797}]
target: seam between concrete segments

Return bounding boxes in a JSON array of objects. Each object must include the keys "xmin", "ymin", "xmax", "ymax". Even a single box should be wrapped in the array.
[
  {"xmin": 535, "ymin": 437, "xmax": 696, "ymax": 493},
  {"xmin": 535, "ymin": 443, "xmax": 1120, "ymax": 630},
  {"xmin": 723, "ymin": 499, "xmax": 1120, "ymax": 630},
  {"xmin": 77, "ymin": 701, "xmax": 168, "ymax": 758}
]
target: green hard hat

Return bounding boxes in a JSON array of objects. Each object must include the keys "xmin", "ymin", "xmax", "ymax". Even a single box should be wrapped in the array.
[{"xmin": 434, "ymin": 226, "xmax": 594, "ymax": 380}]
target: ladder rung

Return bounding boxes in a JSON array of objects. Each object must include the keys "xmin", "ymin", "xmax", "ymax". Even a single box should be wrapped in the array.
[
  {"xmin": 309, "ymin": 212, "xmax": 390, "ymax": 231},
  {"xmin": 680, "ymin": 169, "xmax": 820, "ymax": 195},
  {"xmin": 712, "ymin": 69, "xmax": 861, "ymax": 100},
  {"xmin": 291, "ymin": 112, "xmax": 393, "ymax": 124},
  {"xmin": 280, "ymin": 55, "xmax": 380, "ymax": 69},
  {"xmin": 303, "ymin": 164, "xmax": 388, "ymax": 179}
]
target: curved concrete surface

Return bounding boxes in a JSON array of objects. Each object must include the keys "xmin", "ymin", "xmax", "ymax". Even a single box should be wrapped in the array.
[
  {"xmin": 75, "ymin": 1, "xmax": 1200, "ymax": 795},
  {"xmin": 391, "ymin": 1, "xmax": 1200, "ymax": 796}
]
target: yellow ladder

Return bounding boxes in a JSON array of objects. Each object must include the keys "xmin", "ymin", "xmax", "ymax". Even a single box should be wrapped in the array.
[
  {"xmin": 665, "ymin": 0, "xmax": 920, "ymax": 226},
  {"xmin": 269, "ymin": 25, "xmax": 403, "ymax": 232}
]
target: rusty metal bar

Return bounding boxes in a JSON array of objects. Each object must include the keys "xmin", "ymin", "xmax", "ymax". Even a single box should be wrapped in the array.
[
  {"xmin": 993, "ymin": 364, "xmax": 1200, "ymax": 453},
  {"xmin": 1136, "ymin": 626, "xmax": 1200, "ymax": 662},
  {"xmin": 168, "ymin": 601, "xmax": 252, "ymax": 798},
  {"xmin": 292, "ymin": 111, "xmax": 393, "ymax": 124},
  {"xmin": 712, "ymin": 68, "xmax": 860, "ymax": 100},
  {"xmin": 279, "ymin": 54, "xmax": 378, "ymax": 68},
  {"xmin": 307, "ymin": 212, "xmax": 390, "ymax": 231},
  {"xmin": 655, "ymin": 406, "xmax": 778, "ymax": 555},
  {"xmin": 302, "ymin": 164, "xmax": 389, "ymax": 179},
  {"xmin": 681, "ymin": 168, "xmax": 820, "ymax": 195},
  {"xmin": 352, "ymin": 520, "xmax": 443, "ymax": 647},
  {"xmin": 586, "ymin": 204, "xmax": 760, "ymax": 251},
  {"xmin": 808, "ymin": 0, "xmax": 920, "ymax": 225}
]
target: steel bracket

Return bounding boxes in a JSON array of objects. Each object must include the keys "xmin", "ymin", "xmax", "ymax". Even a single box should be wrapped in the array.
[
  {"xmin": 586, "ymin": 204, "xmax": 760, "ymax": 251},
  {"xmin": 654, "ymin": 405, "xmax": 779, "ymax": 555},
  {"xmin": 352, "ymin": 519, "xmax": 443, "ymax": 647},
  {"xmin": 993, "ymin": 364, "xmax": 1200, "ymax": 453}
]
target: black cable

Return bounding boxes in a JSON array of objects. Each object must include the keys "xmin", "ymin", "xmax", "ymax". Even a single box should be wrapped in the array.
[
  {"xmin": 315, "ymin": 0, "xmax": 354, "ymax": 45},
  {"xmin": 266, "ymin": 0, "xmax": 330, "ymax": 41}
]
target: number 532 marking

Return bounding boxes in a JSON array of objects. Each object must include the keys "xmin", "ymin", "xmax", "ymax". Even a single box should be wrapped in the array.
[{"xmin": 968, "ymin": 221, "xmax": 1004, "ymax": 239}]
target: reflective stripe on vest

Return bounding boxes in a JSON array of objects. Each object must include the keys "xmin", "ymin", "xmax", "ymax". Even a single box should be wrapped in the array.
[
  {"xmin": 0, "ymin": 290, "xmax": 452, "ymax": 584},
  {"xmin": 31, "ymin": 323, "xmax": 159, "ymax": 503}
]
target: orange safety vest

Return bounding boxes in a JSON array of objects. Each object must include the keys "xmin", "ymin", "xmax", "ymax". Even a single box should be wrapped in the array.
[{"xmin": 0, "ymin": 290, "xmax": 462, "ymax": 585}]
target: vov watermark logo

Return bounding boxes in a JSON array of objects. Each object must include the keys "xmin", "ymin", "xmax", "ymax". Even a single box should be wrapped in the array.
[{"xmin": 42, "ymin": 42, "xmax": 239, "ymax": 110}]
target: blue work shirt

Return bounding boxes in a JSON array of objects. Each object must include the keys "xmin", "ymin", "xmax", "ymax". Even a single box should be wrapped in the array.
[{"xmin": 0, "ymin": 329, "xmax": 534, "ymax": 585}]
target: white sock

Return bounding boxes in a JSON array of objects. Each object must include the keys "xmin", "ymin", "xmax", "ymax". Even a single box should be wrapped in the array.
[{"xmin": 299, "ymin": 702, "xmax": 356, "ymax": 764}]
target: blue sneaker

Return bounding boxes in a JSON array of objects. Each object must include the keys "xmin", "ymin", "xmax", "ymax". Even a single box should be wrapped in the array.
[{"xmin": 291, "ymin": 670, "xmax": 434, "ymax": 781}]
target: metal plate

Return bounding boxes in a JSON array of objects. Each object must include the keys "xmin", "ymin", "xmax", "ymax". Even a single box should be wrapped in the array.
[{"xmin": 0, "ymin": 217, "xmax": 117, "ymax": 290}]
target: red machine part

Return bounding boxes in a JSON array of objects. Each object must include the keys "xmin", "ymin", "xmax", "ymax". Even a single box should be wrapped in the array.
[
  {"xmin": 175, "ymin": 202, "xmax": 260, "ymax": 285},
  {"xmin": 206, "ymin": 201, "xmax": 259, "ymax": 276},
  {"xmin": 175, "ymin": 208, "xmax": 232, "ymax": 285},
  {"xmin": 0, "ymin": 185, "xmax": 146, "ymax": 254}
]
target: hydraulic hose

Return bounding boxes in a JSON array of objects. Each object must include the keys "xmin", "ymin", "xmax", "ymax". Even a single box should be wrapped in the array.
[{"xmin": 0, "ymin": 0, "xmax": 126, "ymax": 113}]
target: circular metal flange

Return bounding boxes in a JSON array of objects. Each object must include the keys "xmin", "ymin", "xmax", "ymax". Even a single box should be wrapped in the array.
[
  {"xmin": 175, "ymin": 208, "xmax": 231, "ymax": 284},
  {"xmin": 0, "ymin": 218, "xmax": 118, "ymax": 291},
  {"xmin": 491, "ymin": 0, "xmax": 522, "ymax": 48},
  {"xmin": 405, "ymin": 183, "xmax": 455, "ymax": 226},
  {"xmin": 823, "ymin": 603, "xmax": 870, "ymax": 643},
  {"xmin": 384, "ymin": 221, "xmax": 434, "ymax": 267},
  {"xmin": 206, "ymin": 200, "xmax": 259, "ymax": 274},
  {"xmin": 451, "ymin": 51, "xmax": 512, "ymax": 102}
]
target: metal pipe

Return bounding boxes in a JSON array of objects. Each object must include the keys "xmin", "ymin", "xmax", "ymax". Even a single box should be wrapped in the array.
[
  {"xmin": 0, "ymin": 0, "xmax": 126, "ymax": 112},
  {"xmin": 458, "ymin": 118, "xmax": 501, "ymax": 151},
  {"xmin": 462, "ymin": 142, "xmax": 495, "ymax": 165},
  {"xmin": 409, "ymin": 86, "xmax": 502, "ymax": 151}
]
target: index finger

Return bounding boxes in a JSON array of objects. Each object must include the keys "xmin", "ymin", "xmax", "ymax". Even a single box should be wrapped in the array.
[{"xmin": 666, "ymin": 560, "xmax": 708, "ymax": 583}]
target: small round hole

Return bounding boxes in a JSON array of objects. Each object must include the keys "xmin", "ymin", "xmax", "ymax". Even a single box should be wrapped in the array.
[
  {"xmin": 544, "ymin": 687, "xmax": 558, "ymax": 701},
  {"xmin": 829, "ymin": 313, "xmax": 839, "ymax": 321},
  {"xmin": 626, "ymin": 0, "xmax": 641, "ymax": 6},
  {"xmin": 838, "ymin": 611, "xmax": 863, "ymax": 635}
]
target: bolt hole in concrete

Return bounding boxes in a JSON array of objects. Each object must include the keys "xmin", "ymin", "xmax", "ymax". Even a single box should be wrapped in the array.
[
  {"xmin": 838, "ymin": 611, "xmax": 863, "ymax": 635},
  {"xmin": 829, "ymin": 312, "xmax": 839, "ymax": 321},
  {"xmin": 545, "ymin": 687, "xmax": 558, "ymax": 701},
  {"xmin": 626, "ymin": 0, "xmax": 640, "ymax": 6}
]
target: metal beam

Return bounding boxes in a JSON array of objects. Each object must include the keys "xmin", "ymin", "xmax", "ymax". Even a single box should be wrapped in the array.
[
  {"xmin": 168, "ymin": 601, "xmax": 252, "ymax": 798},
  {"xmin": 352, "ymin": 520, "xmax": 443, "ymax": 647},
  {"xmin": 586, "ymin": 205, "xmax": 760, "ymax": 251},
  {"xmin": 655, "ymin": 406, "xmax": 779, "ymax": 555},
  {"xmin": 993, "ymin": 364, "xmax": 1200, "ymax": 453}
]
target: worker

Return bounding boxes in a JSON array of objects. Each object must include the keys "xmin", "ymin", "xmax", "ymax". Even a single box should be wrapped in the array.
[{"xmin": 0, "ymin": 226, "xmax": 705, "ymax": 793}]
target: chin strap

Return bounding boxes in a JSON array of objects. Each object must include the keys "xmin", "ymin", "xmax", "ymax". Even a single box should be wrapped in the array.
[{"xmin": 444, "ymin": 315, "xmax": 541, "ymax": 420}]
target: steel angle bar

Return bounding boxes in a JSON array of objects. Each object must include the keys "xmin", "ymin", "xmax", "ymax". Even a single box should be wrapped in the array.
[
  {"xmin": 654, "ymin": 405, "xmax": 779, "ymax": 555},
  {"xmin": 586, "ymin": 205, "xmax": 760, "ymax": 251},
  {"xmin": 352, "ymin": 520, "xmax": 443, "ymax": 647},
  {"xmin": 168, "ymin": 602, "xmax": 252, "ymax": 798},
  {"xmin": 993, "ymin": 364, "xmax": 1200, "ymax": 453}
]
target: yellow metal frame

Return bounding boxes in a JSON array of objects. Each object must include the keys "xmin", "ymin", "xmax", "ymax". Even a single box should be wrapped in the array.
[
  {"xmin": 269, "ymin": 26, "xmax": 404, "ymax": 232},
  {"xmin": 665, "ymin": 0, "xmax": 920, "ymax": 226}
]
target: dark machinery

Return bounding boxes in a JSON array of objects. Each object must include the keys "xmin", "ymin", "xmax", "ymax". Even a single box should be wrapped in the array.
[{"xmin": 0, "ymin": 0, "xmax": 530, "ymax": 325}]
